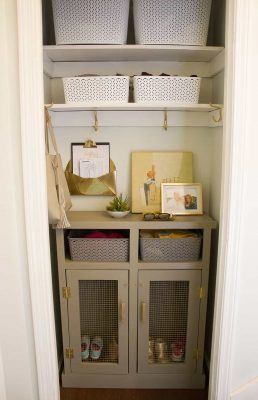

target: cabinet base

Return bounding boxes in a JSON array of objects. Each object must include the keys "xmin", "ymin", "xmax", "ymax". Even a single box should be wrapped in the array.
[{"xmin": 62, "ymin": 371, "xmax": 206, "ymax": 388}]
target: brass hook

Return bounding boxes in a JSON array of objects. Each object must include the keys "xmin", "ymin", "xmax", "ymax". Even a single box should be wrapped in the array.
[
  {"xmin": 44, "ymin": 102, "xmax": 54, "ymax": 121},
  {"xmin": 44, "ymin": 102, "xmax": 54, "ymax": 109},
  {"xmin": 209, "ymin": 103, "xmax": 223, "ymax": 123},
  {"xmin": 163, "ymin": 110, "xmax": 168, "ymax": 131},
  {"xmin": 212, "ymin": 108, "xmax": 223, "ymax": 123},
  {"xmin": 93, "ymin": 111, "xmax": 98, "ymax": 132}
]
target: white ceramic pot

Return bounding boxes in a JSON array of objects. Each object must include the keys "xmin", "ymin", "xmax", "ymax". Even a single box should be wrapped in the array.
[{"xmin": 106, "ymin": 210, "xmax": 130, "ymax": 218}]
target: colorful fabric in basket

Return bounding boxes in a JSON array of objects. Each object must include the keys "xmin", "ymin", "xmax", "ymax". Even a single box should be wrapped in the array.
[
  {"xmin": 83, "ymin": 230, "xmax": 125, "ymax": 239},
  {"xmin": 140, "ymin": 230, "xmax": 199, "ymax": 239}
]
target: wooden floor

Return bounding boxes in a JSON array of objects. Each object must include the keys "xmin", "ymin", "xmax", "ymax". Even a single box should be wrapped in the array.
[{"xmin": 60, "ymin": 388, "xmax": 208, "ymax": 400}]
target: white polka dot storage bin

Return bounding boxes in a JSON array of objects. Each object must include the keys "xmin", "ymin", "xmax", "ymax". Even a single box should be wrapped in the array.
[
  {"xmin": 52, "ymin": 0, "xmax": 130, "ymax": 44},
  {"xmin": 63, "ymin": 76, "xmax": 130, "ymax": 103},
  {"xmin": 133, "ymin": 0, "xmax": 212, "ymax": 45},
  {"xmin": 133, "ymin": 76, "xmax": 201, "ymax": 103}
]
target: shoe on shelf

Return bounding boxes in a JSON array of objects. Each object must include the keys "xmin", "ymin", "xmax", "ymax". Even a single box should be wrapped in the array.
[
  {"xmin": 81, "ymin": 335, "xmax": 90, "ymax": 361},
  {"xmin": 90, "ymin": 336, "xmax": 103, "ymax": 360},
  {"xmin": 155, "ymin": 338, "xmax": 169, "ymax": 364},
  {"xmin": 148, "ymin": 339, "xmax": 155, "ymax": 363}
]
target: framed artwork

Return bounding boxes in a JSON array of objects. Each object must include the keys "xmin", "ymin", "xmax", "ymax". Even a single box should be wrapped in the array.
[
  {"xmin": 131, "ymin": 152, "xmax": 193, "ymax": 213},
  {"xmin": 161, "ymin": 183, "xmax": 203, "ymax": 215}
]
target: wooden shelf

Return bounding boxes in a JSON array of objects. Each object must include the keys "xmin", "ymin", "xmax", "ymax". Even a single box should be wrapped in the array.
[
  {"xmin": 137, "ymin": 260, "xmax": 204, "ymax": 270},
  {"xmin": 65, "ymin": 211, "xmax": 217, "ymax": 230},
  {"xmin": 64, "ymin": 258, "xmax": 130, "ymax": 269},
  {"xmin": 48, "ymin": 103, "xmax": 223, "ymax": 128}
]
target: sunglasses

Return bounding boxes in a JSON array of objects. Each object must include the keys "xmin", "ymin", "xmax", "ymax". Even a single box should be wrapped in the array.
[{"xmin": 143, "ymin": 212, "xmax": 172, "ymax": 221}]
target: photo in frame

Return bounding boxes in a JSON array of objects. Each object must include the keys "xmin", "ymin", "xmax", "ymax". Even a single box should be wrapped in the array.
[
  {"xmin": 161, "ymin": 183, "xmax": 203, "ymax": 215},
  {"xmin": 131, "ymin": 152, "xmax": 193, "ymax": 213}
]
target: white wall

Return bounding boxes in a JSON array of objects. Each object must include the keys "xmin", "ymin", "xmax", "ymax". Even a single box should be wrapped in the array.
[
  {"xmin": 229, "ymin": 1, "xmax": 258, "ymax": 395},
  {"xmin": 210, "ymin": 0, "xmax": 258, "ymax": 399},
  {"xmin": 54, "ymin": 125, "xmax": 213, "ymax": 212},
  {"xmin": 0, "ymin": 1, "xmax": 39, "ymax": 399}
]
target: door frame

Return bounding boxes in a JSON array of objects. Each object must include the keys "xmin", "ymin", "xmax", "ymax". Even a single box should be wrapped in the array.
[
  {"xmin": 16, "ymin": 1, "xmax": 60, "ymax": 399},
  {"xmin": 208, "ymin": 0, "xmax": 258, "ymax": 399},
  {"xmin": 15, "ymin": 0, "xmax": 256, "ymax": 399}
]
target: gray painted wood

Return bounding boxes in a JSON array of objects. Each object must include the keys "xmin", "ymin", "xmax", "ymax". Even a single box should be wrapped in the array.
[{"xmin": 55, "ymin": 211, "xmax": 216, "ymax": 388}]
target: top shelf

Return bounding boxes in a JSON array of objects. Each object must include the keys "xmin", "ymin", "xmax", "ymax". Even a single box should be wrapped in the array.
[{"xmin": 44, "ymin": 44, "xmax": 224, "ymax": 63}]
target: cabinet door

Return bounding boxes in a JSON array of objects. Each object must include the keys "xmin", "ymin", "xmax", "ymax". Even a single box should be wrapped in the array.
[
  {"xmin": 66, "ymin": 270, "xmax": 128, "ymax": 374},
  {"xmin": 138, "ymin": 270, "xmax": 201, "ymax": 374}
]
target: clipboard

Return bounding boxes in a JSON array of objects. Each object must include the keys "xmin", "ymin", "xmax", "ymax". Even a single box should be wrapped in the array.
[{"xmin": 71, "ymin": 142, "xmax": 110, "ymax": 177}]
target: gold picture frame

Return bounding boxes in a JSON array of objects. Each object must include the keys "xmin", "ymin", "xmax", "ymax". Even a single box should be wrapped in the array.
[
  {"xmin": 131, "ymin": 152, "xmax": 193, "ymax": 213},
  {"xmin": 161, "ymin": 183, "xmax": 203, "ymax": 215}
]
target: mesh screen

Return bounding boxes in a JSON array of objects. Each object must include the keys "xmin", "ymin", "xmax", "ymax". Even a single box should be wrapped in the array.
[
  {"xmin": 79, "ymin": 280, "xmax": 119, "ymax": 363},
  {"xmin": 148, "ymin": 281, "xmax": 189, "ymax": 364}
]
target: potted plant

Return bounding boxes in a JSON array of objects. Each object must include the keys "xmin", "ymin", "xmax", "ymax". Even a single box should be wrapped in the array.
[{"xmin": 106, "ymin": 194, "xmax": 130, "ymax": 218}]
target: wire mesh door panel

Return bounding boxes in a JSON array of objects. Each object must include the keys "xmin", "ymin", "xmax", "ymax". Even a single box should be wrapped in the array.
[
  {"xmin": 66, "ymin": 270, "xmax": 128, "ymax": 374},
  {"xmin": 138, "ymin": 270, "xmax": 201, "ymax": 374}
]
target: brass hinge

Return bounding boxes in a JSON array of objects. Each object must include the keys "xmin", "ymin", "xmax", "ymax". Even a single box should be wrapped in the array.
[
  {"xmin": 199, "ymin": 287, "xmax": 205, "ymax": 299},
  {"xmin": 193, "ymin": 349, "xmax": 203, "ymax": 360},
  {"xmin": 62, "ymin": 287, "xmax": 71, "ymax": 299},
  {"xmin": 65, "ymin": 348, "xmax": 74, "ymax": 359}
]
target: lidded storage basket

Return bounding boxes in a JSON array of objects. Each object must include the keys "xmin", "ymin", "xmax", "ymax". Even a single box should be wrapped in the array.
[
  {"xmin": 63, "ymin": 76, "xmax": 130, "ymax": 103},
  {"xmin": 133, "ymin": 0, "xmax": 212, "ymax": 45},
  {"xmin": 52, "ymin": 0, "xmax": 130, "ymax": 44},
  {"xmin": 68, "ymin": 231, "xmax": 129, "ymax": 262},
  {"xmin": 133, "ymin": 76, "xmax": 201, "ymax": 103}
]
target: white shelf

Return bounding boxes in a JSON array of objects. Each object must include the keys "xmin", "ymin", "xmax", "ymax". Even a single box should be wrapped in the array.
[
  {"xmin": 49, "ymin": 103, "xmax": 217, "ymax": 112},
  {"xmin": 48, "ymin": 103, "xmax": 223, "ymax": 128},
  {"xmin": 44, "ymin": 44, "xmax": 224, "ymax": 63},
  {"xmin": 43, "ymin": 45, "xmax": 225, "ymax": 78}
]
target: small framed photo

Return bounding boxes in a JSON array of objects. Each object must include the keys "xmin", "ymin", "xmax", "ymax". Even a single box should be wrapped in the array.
[{"xmin": 161, "ymin": 183, "xmax": 203, "ymax": 215}]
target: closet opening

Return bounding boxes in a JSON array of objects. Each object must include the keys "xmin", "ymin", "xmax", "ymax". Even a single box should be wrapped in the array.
[{"xmin": 42, "ymin": 0, "xmax": 226, "ymax": 397}]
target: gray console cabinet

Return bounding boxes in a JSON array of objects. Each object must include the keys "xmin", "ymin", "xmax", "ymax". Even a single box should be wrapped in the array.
[{"xmin": 55, "ymin": 211, "xmax": 216, "ymax": 388}]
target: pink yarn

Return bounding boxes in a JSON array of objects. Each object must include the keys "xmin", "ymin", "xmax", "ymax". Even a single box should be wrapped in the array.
[
  {"xmin": 108, "ymin": 231, "xmax": 124, "ymax": 238},
  {"xmin": 83, "ymin": 230, "xmax": 125, "ymax": 239}
]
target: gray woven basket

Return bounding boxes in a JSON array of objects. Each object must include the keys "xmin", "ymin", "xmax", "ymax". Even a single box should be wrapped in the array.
[
  {"xmin": 68, "ymin": 233, "xmax": 129, "ymax": 262},
  {"xmin": 140, "ymin": 236, "xmax": 202, "ymax": 262}
]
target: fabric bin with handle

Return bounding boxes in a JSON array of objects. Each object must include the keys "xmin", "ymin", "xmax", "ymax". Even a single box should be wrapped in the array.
[
  {"xmin": 140, "ymin": 233, "xmax": 202, "ymax": 262},
  {"xmin": 52, "ymin": 0, "xmax": 130, "ymax": 44},
  {"xmin": 133, "ymin": 76, "xmax": 201, "ymax": 103},
  {"xmin": 68, "ymin": 231, "xmax": 129, "ymax": 262},
  {"xmin": 133, "ymin": 0, "xmax": 212, "ymax": 46},
  {"xmin": 63, "ymin": 76, "xmax": 130, "ymax": 103}
]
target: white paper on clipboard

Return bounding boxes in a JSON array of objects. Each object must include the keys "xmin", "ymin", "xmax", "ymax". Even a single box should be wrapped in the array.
[{"xmin": 72, "ymin": 143, "xmax": 110, "ymax": 178}]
